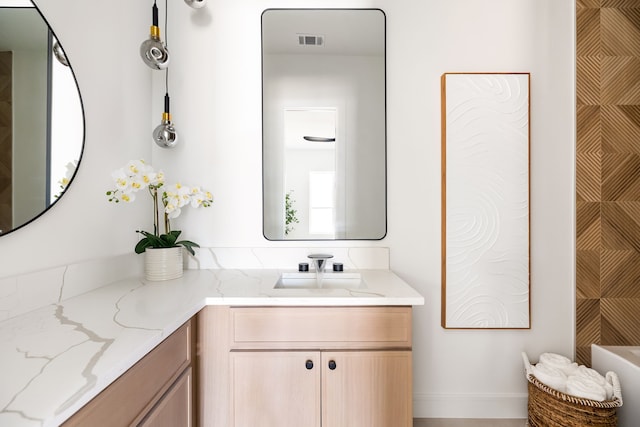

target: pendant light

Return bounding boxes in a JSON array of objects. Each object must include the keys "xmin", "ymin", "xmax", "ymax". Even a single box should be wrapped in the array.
[
  {"xmin": 140, "ymin": 1, "xmax": 169, "ymax": 70},
  {"xmin": 184, "ymin": 0, "xmax": 207, "ymax": 8},
  {"xmin": 153, "ymin": 91, "xmax": 178, "ymax": 148},
  {"xmin": 152, "ymin": 0, "xmax": 178, "ymax": 150},
  {"xmin": 52, "ymin": 40, "xmax": 69, "ymax": 67}
]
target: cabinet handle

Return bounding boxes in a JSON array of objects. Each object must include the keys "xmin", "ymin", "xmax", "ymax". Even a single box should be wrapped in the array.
[
  {"xmin": 328, "ymin": 360, "xmax": 337, "ymax": 370},
  {"xmin": 305, "ymin": 360, "xmax": 314, "ymax": 370}
]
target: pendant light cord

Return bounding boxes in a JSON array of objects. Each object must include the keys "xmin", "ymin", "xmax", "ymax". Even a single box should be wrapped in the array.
[
  {"xmin": 164, "ymin": 0, "xmax": 169, "ymax": 95},
  {"xmin": 163, "ymin": 0, "xmax": 169, "ymax": 50}
]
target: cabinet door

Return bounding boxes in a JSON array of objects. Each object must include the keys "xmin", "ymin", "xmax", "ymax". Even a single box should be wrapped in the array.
[
  {"xmin": 322, "ymin": 351, "xmax": 412, "ymax": 427},
  {"xmin": 139, "ymin": 368, "xmax": 193, "ymax": 427},
  {"xmin": 230, "ymin": 351, "xmax": 321, "ymax": 427}
]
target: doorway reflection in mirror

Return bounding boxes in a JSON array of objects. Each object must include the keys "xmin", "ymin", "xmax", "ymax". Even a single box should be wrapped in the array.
[{"xmin": 284, "ymin": 108, "xmax": 338, "ymax": 239}]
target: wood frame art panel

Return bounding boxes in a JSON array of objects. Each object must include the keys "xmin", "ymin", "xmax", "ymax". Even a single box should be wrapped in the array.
[{"xmin": 441, "ymin": 72, "xmax": 531, "ymax": 329}]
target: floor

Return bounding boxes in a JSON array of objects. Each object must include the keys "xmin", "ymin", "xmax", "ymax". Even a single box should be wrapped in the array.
[{"xmin": 414, "ymin": 420, "xmax": 526, "ymax": 427}]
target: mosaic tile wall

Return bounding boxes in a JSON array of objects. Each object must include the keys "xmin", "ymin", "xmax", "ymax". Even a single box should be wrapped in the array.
[{"xmin": 576, "ymin": 0, "xmax": 640, "ymax": 365}]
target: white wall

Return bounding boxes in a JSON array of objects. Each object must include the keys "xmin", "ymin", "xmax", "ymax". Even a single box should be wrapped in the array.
[{"xmin": 0, "ymin": 0, "xmax": 575, "ymax": 419}]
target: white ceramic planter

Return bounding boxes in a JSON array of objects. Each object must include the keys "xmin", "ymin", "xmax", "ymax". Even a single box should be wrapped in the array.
[{"xmin": 144, "ymin": 247, "xmax": 183, "ymax": 281}]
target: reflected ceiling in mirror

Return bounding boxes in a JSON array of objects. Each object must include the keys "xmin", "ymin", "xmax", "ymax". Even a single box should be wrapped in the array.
[
  {"xmin": 0, "ymin": 1, "xmax": 84, "ymax": 236},
  {"xmin": 262, "ymin": 9, "xmax": 386, "ymax": 241}
]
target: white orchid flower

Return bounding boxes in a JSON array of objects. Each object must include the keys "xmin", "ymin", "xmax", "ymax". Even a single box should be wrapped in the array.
[
  {"xmin": 126, "ymin": 159, "xmax": 147, "ymax": 176},
  {"xmin": 164, "ymin": 192, "xmax": 183, "ymax": 219},
  {"xmin": 107, "ymin": 188, "xmax": 136, "ymax": 203},
  {"xmin": 107, "ymin": 160, "xmax": 213, "ymax": 252},
  {"xmin": 53, "ymin": 161, "xmax": 79, "ymax": 199},
  {"xmin": 164, "ymin": 183, "xmax": 191, "ymax": 208},
  {"xmin": 165, "ymin": 204, "xmax": 182, "ymax": 219},
  {"xmin": 179, "ymin": 191, "xmax": 191, "ymax": 208},
  {"xmin": 120, "ymin": 191, "xmax": 136, "ymax": 203},
  {"xmin": 189, "ymin": 187, "xmax": 213, "ymax": 208},
  {"xmin": 154, "ymin": 171, "xmax": 165, "ymax": 186},
  {"xmin": 111, "ymin": 168, "xmax": 133, "ymax": 192},
  {"xmin": 59, "ymin": 161, "xmax": 78, "ymax": 188}
]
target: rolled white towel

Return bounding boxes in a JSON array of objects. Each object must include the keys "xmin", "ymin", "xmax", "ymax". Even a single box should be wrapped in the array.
[
  {"xmin": 573, "ymin": 365, "xmax": 614, "ymax": 400},
  {"xmin": 539, "ymin": 352, "xmax": 578, "ymax": 375},
  {"xmin": 532, "ymin": 363, "xmax": 568, "ymax": 393},
  {"xmin": 566, "ymin": 375, "xmax": 607, "ymax": 401}
]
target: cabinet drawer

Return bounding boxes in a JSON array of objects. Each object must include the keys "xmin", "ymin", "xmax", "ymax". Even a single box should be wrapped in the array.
[
  {"xmin": 63, "ymin": 320, "xmax": 193, "ymax": 427},
  {"xmin": 230, "ymin": 306, "xmax": 411, "ymax": 349},
  {"xmin": 139, "ymin": 367, "xmax": 193, "ymax": 427}
]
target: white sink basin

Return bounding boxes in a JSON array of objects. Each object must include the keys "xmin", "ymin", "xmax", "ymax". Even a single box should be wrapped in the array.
[{"xmin": 274, "ymin": 272, "xmax": 366, "ymax": 289}]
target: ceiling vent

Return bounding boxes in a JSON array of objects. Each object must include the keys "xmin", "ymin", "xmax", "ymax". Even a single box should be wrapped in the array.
[{"xmin": 298, "ymin": 34, "xmax": 324, "ymax": 46}]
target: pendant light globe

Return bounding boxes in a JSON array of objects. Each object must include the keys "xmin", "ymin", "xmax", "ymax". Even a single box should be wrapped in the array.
[
  {"xmin": 153, "ymin": 93, "xmax": 178, "ymax": 148},
  {"xmin": 184, "ymin": 0, "xmax": 207, "ymax": 9},
  {"xmin": 140, "ymin": 3, "xmax": 170, "ymax": 70},
  {"xmin": 153, "ymin": 119, "xmax": 178, "ymax": 148}
]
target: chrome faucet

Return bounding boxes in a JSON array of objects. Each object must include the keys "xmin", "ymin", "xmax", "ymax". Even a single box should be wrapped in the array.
[{"xmin": 307, "ymin": 253, "xmax": 333, "ymax": 287}]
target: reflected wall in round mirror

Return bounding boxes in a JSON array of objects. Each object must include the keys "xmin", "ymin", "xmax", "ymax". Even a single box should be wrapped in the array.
[{"xmin": 0, "ymin": 0, "xmax": 84, "ymax": 236}]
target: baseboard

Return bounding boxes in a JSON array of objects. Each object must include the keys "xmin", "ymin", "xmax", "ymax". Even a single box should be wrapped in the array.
[{"xmin": 413, "ymin": 392, "xmax": 528, "ymax": 419}]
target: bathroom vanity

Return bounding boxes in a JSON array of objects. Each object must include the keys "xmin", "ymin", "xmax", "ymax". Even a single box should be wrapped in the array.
[
  {"xmin": 0, "ymin": 268, "xmax": 423, "ymax": 427},
  {"xmin": 200, "ymin": 306, "xmax": 413, "ymax": 427}
]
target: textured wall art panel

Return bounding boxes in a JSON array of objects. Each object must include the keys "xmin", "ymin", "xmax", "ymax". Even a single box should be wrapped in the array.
[{"xmin": 441, "ymin": 73, "xmax": 530, "ymax": 329}]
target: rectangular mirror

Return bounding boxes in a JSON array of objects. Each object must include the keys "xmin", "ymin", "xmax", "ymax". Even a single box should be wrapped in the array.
[{"xmin": 262, "ymin": 9, "xmax": 386, "ymax": 240}]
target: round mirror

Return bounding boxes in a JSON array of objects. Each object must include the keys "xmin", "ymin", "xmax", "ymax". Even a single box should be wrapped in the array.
[{"xmin": 0, "ymin": 1, "xmax": 84, "ymax": 236}]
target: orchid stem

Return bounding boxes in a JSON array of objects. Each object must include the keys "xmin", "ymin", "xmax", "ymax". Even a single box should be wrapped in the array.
[{"xmin": 150, "ymin": 186, "xmax": 159, "ymax": 236}]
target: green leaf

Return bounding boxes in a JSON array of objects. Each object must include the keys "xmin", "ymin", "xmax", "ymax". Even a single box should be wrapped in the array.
[
  {"xmin": 161, "ymin": 230, "xmax": 181, "ymax": 246},
  {"xmin": 133, "ymin": 229, "xmax": 199, "ymax": 255},
  {"xmin": 176, "ymin": 240, "xmax": 200, "ymax": 256},
  {"xmin": 134, "ymin": 238, "xmax": 151, "ymax": 254}
]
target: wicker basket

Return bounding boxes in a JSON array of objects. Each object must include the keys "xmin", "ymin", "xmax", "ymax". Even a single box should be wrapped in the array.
[{"xmin": 522, "ymin": 353, "xmax": 623, "ymax": 427}]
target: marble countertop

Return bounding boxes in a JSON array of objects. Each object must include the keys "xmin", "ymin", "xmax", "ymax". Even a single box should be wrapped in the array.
[{"xmin": 0, "ymin": 268, "xmax": 424, "ymax": 427}]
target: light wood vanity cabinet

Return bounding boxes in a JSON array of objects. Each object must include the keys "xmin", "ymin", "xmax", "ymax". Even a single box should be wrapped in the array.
[
  {"xmin": 63, "ymin": 319, "xmax": 195, "ymax": 427},
  {"xmin": 198, "ymin": 306, "xmax": 413, "ymax": 427}
]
